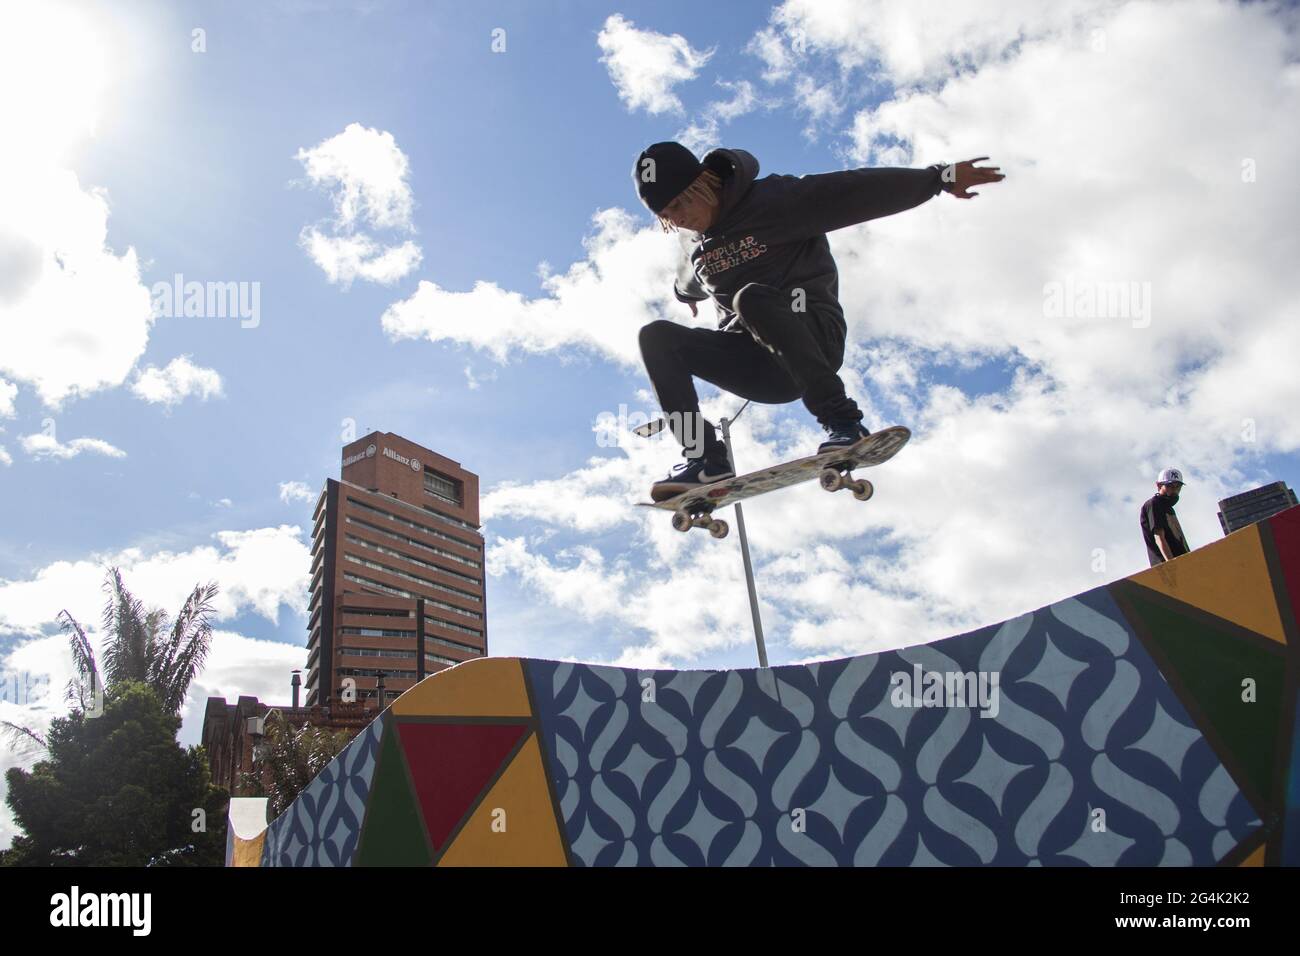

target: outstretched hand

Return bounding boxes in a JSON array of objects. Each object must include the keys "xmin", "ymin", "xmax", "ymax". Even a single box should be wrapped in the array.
[{"xmin": 941, "ymin": 157, "xmax": 1005, "ymax": 199}]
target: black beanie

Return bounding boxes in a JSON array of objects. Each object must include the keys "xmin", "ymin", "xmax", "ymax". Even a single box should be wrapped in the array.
[{"xmin": 632, "ymin": 142, "xmax": 704, "ymax": 213}]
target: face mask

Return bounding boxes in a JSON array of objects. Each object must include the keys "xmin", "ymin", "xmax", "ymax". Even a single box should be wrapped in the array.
[{"xmin": 1167, "ymin": 492, "xmax": 1179, "ymax": 504}]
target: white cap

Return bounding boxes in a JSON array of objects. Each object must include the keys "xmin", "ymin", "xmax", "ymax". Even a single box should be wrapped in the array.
[{"xmin": 1157, "ymin": 467, "xmax": 1185, "ymax": 485}]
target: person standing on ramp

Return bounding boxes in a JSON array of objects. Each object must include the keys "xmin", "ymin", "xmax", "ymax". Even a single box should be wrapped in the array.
[{"xmin": 1140, "ymin": 467, "xmax": 1191, "ymax": 566}]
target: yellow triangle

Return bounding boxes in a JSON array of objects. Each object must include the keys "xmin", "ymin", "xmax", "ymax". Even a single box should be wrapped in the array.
[
  {"xmin": 1238, "ymin": 843, "xmax": 1266, "ymax": 867},
  {"xmin": 392, "ymin": 657, "xmax": 533, "ymax": 717},
  {"xmin": 1129, "ymin": 523, "xmax": 1286, "ymax": 645},
  {"xmin": 436, "ymin": 733, "xmax": 568, "ymax": 867}
]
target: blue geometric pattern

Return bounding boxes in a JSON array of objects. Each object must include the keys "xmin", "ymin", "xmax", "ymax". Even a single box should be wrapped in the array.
[
  {"xmin": 527, "ymin": 586, "xmax": 1261, "ymax": 866},
  {"xmin": 260, "ymin": 714, "xmax": 386, "ymax": 867}
]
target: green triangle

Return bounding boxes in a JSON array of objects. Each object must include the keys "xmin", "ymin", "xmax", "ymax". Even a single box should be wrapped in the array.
[
  {"xmin": 1121, "ymin": 585, "xmax": 1286, "ymax": 810},
  {"xmin": 356, "ymin": 722, "xmax": 432, "ymax": 866}
]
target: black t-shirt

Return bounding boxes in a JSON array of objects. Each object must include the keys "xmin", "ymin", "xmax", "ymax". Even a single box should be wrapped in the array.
[{"xmin": 1140, "ymin": 494, "xmax": 1189, "ymax": 566}]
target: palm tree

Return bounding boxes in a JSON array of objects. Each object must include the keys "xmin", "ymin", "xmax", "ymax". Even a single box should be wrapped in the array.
[{"xmin": 1, "ymin": 567, "xmax": 218, "ymax": 755}]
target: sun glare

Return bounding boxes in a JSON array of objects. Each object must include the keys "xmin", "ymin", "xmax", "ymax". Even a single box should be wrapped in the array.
[{"xmin": 0, "ymin": 1, "xmax": 110, "ymax": 169}]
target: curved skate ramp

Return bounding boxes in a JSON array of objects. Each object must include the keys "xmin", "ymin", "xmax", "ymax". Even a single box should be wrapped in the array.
[{"xmin": 232, "ymin": 505, "xmax": 1300, "ymax": 866}]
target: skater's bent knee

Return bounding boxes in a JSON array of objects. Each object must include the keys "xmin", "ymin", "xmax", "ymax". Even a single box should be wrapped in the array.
[
  {"xmin": 638, "ymin": 319, "xmax": 676, "ymax": 354},
  {"xmin": 733, "ymin": 283, "xmax": 785, "ymax": 323}
]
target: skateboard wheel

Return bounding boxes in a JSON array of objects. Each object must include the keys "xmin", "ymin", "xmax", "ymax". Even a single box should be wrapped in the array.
[
  {"xmin": 819, "ymin": 468, "xmax": 843, "ymax": 492},
  {"xmin": 708, "ymin": 519, "xmax": 729, "ymax": 539},
  {"xmin": 852, "ymin": 479, "xmax": 874, "ymax": 502},
  {"xmin": 671, "ymin": 511, "xmax": 693, "ymax": 532}
]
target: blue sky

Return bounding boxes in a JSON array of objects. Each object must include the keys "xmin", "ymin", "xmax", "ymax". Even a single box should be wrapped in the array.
[{"xmin": 2, "ymin": 0, "xmax": 1299, "ymax": 846}]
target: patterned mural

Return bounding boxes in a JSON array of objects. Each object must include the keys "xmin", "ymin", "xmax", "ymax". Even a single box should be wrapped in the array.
[{"xmin": 230, "ymin": 505, "xmax": 1300, "ymax": 867}]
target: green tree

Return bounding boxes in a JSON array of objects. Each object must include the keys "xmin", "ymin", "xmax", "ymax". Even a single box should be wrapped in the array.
[
  {"xmin": 2, "ymin": 566, "xmax": 218, "ymax": 756},
  {"xmin": 237, "ymin": 711, "xmax": 353, "ymax": 819},
  {"xmin": 69, "ymin": 566, "xmax": 218, "ymax": 716},
  {"xmin": 2, "ymin": 682, "xmax": 226, "ymax": 866}
]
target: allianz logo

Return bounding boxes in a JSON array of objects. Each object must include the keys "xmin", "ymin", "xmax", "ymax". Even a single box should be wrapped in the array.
[
  {"xmin": 342, "ymin": 443, "xmax": 377, "ymax": 468},
  {"xmin": 382, "ymin": 446, "xmax": 422, "ymax": 471}
]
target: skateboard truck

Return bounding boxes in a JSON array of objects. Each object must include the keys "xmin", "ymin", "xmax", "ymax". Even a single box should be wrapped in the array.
[
  {"xmin": 818, "ymin": 462, "xmax": 874, "ymax": 501},
  {"xmin": 670, "ymin": 505, "xmax": 730, "ymax": 539}
]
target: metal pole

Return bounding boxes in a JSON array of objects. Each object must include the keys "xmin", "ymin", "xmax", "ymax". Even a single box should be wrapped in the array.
[{"xmin": 719, "ymin": 416, "xmax": 768, "ymax": 668}]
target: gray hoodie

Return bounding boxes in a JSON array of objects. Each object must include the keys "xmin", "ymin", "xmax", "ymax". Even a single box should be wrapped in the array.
[{"xmin": 673, "ymin": 148, "xmax": 946, "ymax": 336}]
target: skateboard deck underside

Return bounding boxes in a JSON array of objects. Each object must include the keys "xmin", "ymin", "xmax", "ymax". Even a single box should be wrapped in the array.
[{"xmin": 640, "ymin": 425, "xmax": 911, "ymax": 514}]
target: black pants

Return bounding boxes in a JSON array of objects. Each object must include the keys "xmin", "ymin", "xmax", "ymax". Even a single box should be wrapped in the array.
[{"xmin": 638, "ymin": 282, "xmax": 864, "ymax": 460}]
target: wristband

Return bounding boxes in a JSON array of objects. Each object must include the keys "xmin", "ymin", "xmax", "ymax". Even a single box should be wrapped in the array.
[{"xmin": 931, "ymin": 162, "xmax": 953, "ymax": 194}]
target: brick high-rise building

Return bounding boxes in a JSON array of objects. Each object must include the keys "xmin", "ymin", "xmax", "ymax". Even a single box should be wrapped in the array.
[{"xmin": 305, "ymin": 432, "xmax": 486, "ymax": 709}]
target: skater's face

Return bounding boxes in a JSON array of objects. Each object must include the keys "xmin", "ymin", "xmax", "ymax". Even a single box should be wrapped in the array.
[
  {"xmin": 1157, "ymin": 482, "xmax": 1183, "ymax": 497},
  {"xmin": 660, "ymin": 177, "xmax": 719, "ymax": 233}
]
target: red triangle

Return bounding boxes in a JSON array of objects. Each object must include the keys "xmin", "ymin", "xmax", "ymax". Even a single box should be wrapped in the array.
[
  {"xmin": 394, "ymin": 722, "xmax": 529, "ymax": 851},
  {"xmin": 1267, "ymin": 505, "xmax": 1300, "ymax": 631}
]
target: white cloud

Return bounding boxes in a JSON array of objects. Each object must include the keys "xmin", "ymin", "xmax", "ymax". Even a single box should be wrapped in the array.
[
  {"xmin": 179, "ymin": 630, "xmax": 309, "ymax": 745},
  {"xmin": 793, "ymin": 74, "xmax": 841, "ymax": 126},
  {"xmin": 747, "ymin": 26, "xmax": 797, "ymax": 83},
  {"xmin": 676, "ymin": 79, "xmax": 767, "ymax": 156},
  {"xmin": 0, "ymin": 168, "xmax": 153, "ymax": 408},
  {"xmin": 750, "ymin": 1, "xmax": 1108, "ymax": 141},
  {"xmin": 278, "ymin": 481, "xmax": 316, "ymax": 505},
  {"xmin": 0, "ymin": 379, "xmax": 16, "ymax": 417},
  {"xmin": 597, "ymin": 14, "xmax": 713, "ymax": 116},
  {"xmin": 295, "ymin": 123, "xmax": 421, "ymax": 287},
  {"xmin": 484, "ymin": 455, "xmax": 638, "ymax": 533},
  {"xmin": 0, "ymin": 4, "xmax": 155, "ymax": 409},
  {"xmin": 130, "ymin": 355, "xmax": 224, "ymax": 407},
  {"xmin": 381, "ymin": 207, "xmax": 695, "ymax": 365},
  {"xmin": 463, "ymin": 365, "xmax": 498, "ymax": 391},
  {"xmin": 297, "ymin": 229, "xmax": 421, "ymax": 287},
  {"xmin": 767, "ymin": 0, "xmax": 1095, "ymax": 89},
  {"xmin": 0, "ymin": 525, "xmax": 311, "ymax": 640},
  {"xmin": 295, "ymin": 122, "xmax": 415, "ymax": 231},
  {"xmin": 0, "ymin": 445, "xmax": 10, "ymax": 467},
  {"xmin": 20, "ymin": 433, "xmax": 125, "ymax": 460}
]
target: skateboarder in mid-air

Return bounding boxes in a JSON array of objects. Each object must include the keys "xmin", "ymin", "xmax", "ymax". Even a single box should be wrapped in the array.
[{"xmin": 632, "ymin": 142, "xmax": 1004, "ymax": 501}]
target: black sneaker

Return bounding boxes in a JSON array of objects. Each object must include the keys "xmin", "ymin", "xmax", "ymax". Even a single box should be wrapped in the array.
[
  {"xmin": 650, "ymin": 454, "xmax": 735, "ymax": 501},
  {"xmin": 817, "ymin": 420, "xmax": 871, "ymax": 455}
]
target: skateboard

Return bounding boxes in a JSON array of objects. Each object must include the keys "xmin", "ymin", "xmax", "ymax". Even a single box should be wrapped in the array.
[{"xmin": 638, "ymin": 425, "xmax": 911, "ymax": 539}]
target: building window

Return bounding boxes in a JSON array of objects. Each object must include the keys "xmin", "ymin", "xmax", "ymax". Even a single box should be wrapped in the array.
[
  {"xmin": 345, "ymin": 495, "xmax": 481, "ymax": 551},
  {"xmin": 342, "ymin": 552, "xmax": 481, "ymax": 603},
  {"xmin": 342, "ymin": 572, "xmax": 483, "ymax": 620},
  {"xmin": 424, "ymin": 470, "xmax": 463, "ymax": 507},
  {"xmin": 337, "ymin": 644, "xmax": 418, "ymax": 659},
  {"xmin": 339, "ymin": 604, "xmax": 412, "ymax": 618},
  {"xmin": 423, "ymin": 615, "xmax": 483, "ymax": 639},
  {"xmin": 421, "ymin": 504, "xmax": 477, "ymax": 532},
  {"xmin": 339, "ymin": 627, "xmax": 415, "ymax": 639},
  {"xmin": 344, "ymin": 516, "xmax": 481, "ymax": 574},
  {"xmin": 343, "ymin": 532, "xmax": 481, "ymax": 587}
]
